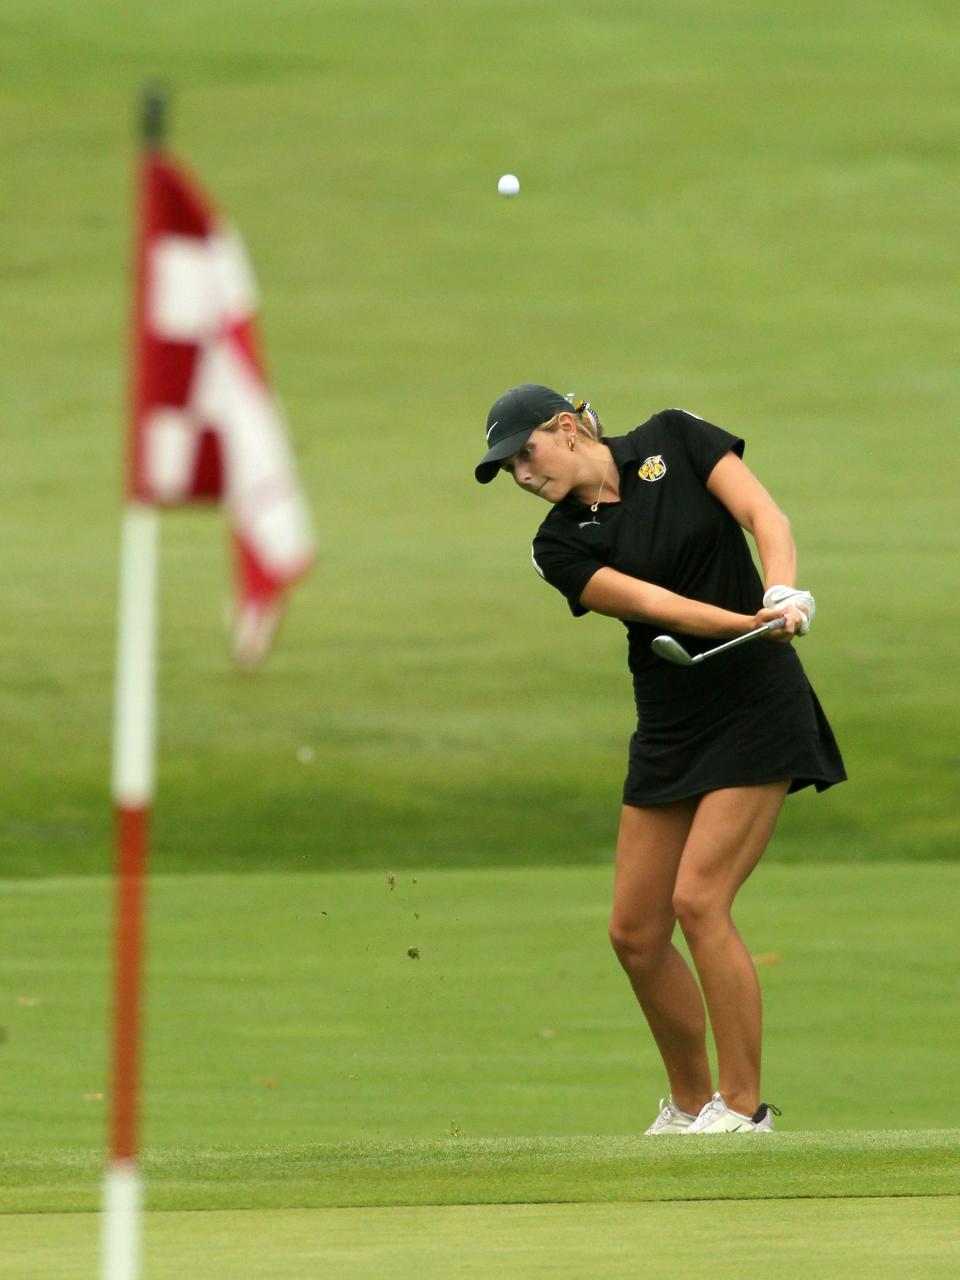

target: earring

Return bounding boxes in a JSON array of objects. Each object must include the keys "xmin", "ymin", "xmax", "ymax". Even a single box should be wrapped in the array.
[{"xmin": 567, "ymin": 436, "xmax": 576, "ymax": 451}]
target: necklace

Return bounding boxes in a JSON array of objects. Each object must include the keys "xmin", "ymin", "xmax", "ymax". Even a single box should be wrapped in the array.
[{"xmin": 590, "ymin": 453, "xmax": 613, "ymax": 513}]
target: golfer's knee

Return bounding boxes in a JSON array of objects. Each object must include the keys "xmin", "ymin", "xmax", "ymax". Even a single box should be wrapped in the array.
[
  {"xmin": 608, "ymin": 917, "xmax": 671, "ymax": 975},
  {"xmin": 672, "ymin": 882, "xmax": 720, "ymax": 942}
]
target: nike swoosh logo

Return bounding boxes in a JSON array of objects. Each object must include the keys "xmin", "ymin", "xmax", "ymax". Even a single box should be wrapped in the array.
[{"xmin": 485, "ymin": 420, "xmax": 498, "ymax": 441}]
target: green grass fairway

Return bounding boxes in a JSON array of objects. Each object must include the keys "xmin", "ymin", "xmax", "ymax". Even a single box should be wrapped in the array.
[
  {"xmin": 2, "ymin": 1198, "xmax": 959, "ymax": 1280},
  {"xmin": 2, "ymin": 0, "xmax": 959, "ymax": 877}
]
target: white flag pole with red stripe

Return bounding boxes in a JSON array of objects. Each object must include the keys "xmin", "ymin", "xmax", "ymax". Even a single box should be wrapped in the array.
[{"xmin": 102, "ymin": 88, "xmax": 314, "ymax": 1279}]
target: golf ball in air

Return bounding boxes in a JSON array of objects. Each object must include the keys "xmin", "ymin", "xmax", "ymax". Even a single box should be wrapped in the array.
[{"xmin": 497, "ymin": 173, "xmax": 520, "ymax": 197}]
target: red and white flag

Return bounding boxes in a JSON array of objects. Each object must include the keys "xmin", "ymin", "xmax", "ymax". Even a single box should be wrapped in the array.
[{"xmin": 130, "ymin": 152, "xmax": 314, "ymax": 665}]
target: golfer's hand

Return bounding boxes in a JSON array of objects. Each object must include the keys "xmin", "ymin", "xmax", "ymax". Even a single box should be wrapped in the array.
[{"xmin": 754, "ymin": 606, "xmax": 804, "ymax": 642}]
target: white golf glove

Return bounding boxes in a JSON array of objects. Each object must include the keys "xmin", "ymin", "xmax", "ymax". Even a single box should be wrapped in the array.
[{"xmin": 763, "ymin": 584, "xmax": 815, "ymax": 635}]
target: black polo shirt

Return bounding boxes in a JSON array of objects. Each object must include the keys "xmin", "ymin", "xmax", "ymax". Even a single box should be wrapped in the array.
[{"xmin": 531, "ymin": 409, "xmax": 769, "ymax": 681}]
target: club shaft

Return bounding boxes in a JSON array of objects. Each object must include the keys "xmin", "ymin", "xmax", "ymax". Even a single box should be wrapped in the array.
[{"xmin": 693, "ymin": 616, "xmax": 785, "ymax": 663}]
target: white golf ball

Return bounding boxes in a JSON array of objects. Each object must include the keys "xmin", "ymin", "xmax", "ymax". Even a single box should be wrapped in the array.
[{"xmin": 497, "ymin": 173, "xmax": 520, "ymax": 198}]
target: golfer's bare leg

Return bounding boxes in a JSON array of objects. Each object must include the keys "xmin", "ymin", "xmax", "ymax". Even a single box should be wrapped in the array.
[
  {"xmin": 609, "ymin": 800, "xmax": 712, "ymax": 1116},
  {"xmin": 673, "ymin": 782, "xmax": 789, "ymax": 1118}
]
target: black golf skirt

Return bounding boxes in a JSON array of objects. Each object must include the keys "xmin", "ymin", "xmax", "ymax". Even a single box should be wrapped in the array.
[{"xmin": 622, "ymin": 643, "xmax": 846, "ymax": 806}]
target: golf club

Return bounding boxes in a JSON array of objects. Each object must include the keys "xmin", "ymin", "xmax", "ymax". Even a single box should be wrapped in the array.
[{"xmin": 651, "ymin": 616, "xmax": 786, "ymax": 667}]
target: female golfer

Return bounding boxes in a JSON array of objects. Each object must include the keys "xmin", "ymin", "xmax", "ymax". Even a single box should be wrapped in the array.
[{"xmin": 475, "ymin": 385, "xmax": 845, "ymax": 1134}]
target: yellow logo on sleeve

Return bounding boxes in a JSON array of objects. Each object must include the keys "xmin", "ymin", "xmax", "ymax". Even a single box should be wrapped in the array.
[{"xmin": 638, "ymin": 455, "xmax": 667, "ymax": 482}]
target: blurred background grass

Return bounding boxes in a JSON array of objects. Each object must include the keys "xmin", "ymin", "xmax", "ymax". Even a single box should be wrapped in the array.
[{"xmin": 1, "ymin": 0, "xmax": 958, "ymax": 876}]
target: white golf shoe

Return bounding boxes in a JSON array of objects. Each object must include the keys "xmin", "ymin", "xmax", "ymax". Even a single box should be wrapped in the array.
[
  {"xmin": 686, "ymin": 1092, "xmax": 780, "ymax": 1133},
  {"xmin": 644, "ymin": 1096, "xmax": 698, "ymax": 1135}
]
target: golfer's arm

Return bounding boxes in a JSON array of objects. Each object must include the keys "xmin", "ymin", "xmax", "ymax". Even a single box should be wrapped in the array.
[
  {"xmin": 706, "ymin": 452, "xmax": 796, "ymax": 589},
  {"xmin": 579, "ymin": 569, "xmax": 754, "ymax": 637}
]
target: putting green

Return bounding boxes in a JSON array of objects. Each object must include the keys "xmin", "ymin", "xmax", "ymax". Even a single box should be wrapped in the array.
[{"xmin": 2, "ymin": 1198, "xmax": 958, "ymax": 1279}]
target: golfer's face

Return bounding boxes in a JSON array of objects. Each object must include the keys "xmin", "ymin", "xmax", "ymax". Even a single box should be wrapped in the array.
[{"xmin": 504, "ymin": 428, "xmax": 570, "ymax": 502}]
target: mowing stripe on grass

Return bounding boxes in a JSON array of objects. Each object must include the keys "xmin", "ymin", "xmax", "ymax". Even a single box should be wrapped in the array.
[{"xmin": 2, "ymin": 1131, "xmax": 958, "ymax": 1214}]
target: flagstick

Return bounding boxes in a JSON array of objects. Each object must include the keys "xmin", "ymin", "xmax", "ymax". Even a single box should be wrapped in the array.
[
  {"xmin": 101, "ymin": 87, "xmax": 166, "ymax": 1280},
  {"xmin": 102, "ymin": 504, "xmax": 158, "ymax": 1280}
]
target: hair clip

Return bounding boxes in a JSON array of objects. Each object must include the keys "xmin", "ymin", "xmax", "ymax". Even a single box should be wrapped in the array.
[{"xmin": 566, "ymin": 395, "xmax": 600, "ymax": 432}]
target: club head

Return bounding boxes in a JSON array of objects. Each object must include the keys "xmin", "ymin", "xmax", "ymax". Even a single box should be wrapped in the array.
[{"xmin": 650, "ymin": 635, "xmax": 698, "ymax": 666}]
